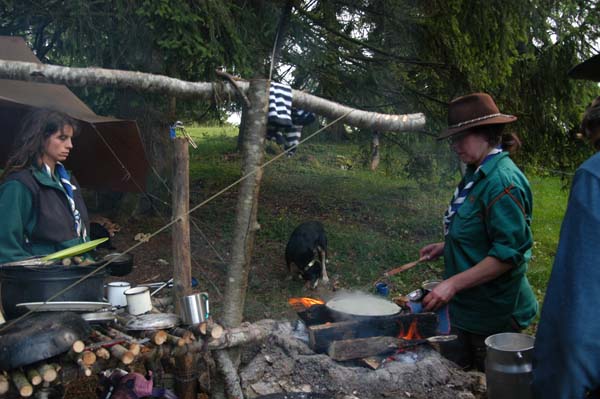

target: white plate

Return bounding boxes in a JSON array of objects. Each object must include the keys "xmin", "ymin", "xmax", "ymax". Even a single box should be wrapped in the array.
[{"xmin": 16, "ymin": 301, "xmax": 111, "ymax": 312}]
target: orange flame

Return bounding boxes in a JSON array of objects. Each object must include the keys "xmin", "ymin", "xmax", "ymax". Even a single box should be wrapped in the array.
[
  {"xmin": 288, "ymin": 297, "xmax": 325, "ymax": 311},
  {"xmin": 399, "ymin": 319, "xmax": 422, "ymax": 340}
]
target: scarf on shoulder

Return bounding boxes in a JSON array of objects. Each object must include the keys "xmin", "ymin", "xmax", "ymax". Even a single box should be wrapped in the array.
[
  {"xmin": 443, "ymin": 147, "xmax": 502, "ymax": 235},
  {"xmin": 44, "ymin": 162, "xmax": 87, "ymax": 240}
]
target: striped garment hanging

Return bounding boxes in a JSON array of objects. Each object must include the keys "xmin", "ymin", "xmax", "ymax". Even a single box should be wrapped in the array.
[
  {"xmin": 46, "ymin": 163, "xmax": 87, "ymax": 240},
  {"xmin": 267, "ymin": 82, "xmax": 316, "ymax": 156},
  {"xmin": 268, "ymin": 82, "xmax": 293, "ymax": 126},
  {"xmin": 443, "ymin": 147, "xmax": 503, "ymax": 235}
]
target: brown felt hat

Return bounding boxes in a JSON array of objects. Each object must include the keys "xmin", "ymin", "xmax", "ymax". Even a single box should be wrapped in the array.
[
  {"xmin": 568, "ymin": 54, "xmax": 600, "ymax": 82},
  {"xmin": 437, "ymin": 93, "xmax": 517, "ymax": 140}
]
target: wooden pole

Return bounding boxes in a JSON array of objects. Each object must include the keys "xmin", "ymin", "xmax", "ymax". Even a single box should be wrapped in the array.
[
  {"xmin": 171, "ymin": 137, "xmax": 196, "ymax": 399},
  {"xmin": 172, "ymin": 137, "xmax": 193, "ymax": 307}
]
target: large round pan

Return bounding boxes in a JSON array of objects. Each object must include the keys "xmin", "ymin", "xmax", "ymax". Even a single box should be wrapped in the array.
[
  {"xmin": 0, "ymin": 312, "xmax": 90, "ymax": 369},
  {"xmin": 325, "ymin": 292, "xmax": 402, "ymax": 322}
]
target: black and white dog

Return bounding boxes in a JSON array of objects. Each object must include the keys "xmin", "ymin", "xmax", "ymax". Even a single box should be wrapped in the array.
[{"xmin": 285, "ymin": 221, "xmax": 328, "ymax": 288}]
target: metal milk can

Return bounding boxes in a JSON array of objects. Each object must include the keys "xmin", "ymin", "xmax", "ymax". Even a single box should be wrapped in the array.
[{"xmin": 485, "ymin": 332, "xmax": 534, "ymax": 399}]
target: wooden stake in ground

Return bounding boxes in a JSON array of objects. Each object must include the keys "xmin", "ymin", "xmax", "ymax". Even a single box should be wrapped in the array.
[{"xmin": 172, "ymin": 136, "xmax": 193, "ymax": 310}]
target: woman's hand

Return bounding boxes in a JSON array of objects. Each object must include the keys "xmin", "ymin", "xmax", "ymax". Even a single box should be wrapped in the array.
[
  {"xmin": 422, "ymin": 279, "xmax": 457, "ymax": 311},
  {"xmin": 419, "ymin": 242, "xmax": 445, "ymax": 261}
]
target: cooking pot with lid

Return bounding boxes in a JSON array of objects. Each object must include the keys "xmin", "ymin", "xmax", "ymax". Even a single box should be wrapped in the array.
[{"xmin": 0, "ymin": 264, "xmax": 107, "ymax": 319}]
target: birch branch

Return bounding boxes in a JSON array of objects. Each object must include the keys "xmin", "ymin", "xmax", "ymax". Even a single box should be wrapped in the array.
[{"xmin": 0, "ymin": 60, "xmax": 425, "ymax": 132}]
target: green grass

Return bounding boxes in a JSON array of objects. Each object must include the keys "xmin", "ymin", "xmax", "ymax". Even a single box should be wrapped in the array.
[{"xmin": 183, "ymin": 125, "xmax": 568, "ymax": 324}]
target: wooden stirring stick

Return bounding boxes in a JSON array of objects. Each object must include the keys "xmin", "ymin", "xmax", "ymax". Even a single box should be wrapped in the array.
[{"xmin": 384, "ymin": 256, "xmax": 429, "ymax": 277}]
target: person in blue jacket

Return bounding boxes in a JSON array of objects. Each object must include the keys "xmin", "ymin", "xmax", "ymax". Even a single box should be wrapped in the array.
[
  {"xmin": 0, "ymin": 108, "xmax": 90, "ymax": 264},
  {"xmin": 532, "ymin": 96, "xmax": 600, "ymax": 398}
]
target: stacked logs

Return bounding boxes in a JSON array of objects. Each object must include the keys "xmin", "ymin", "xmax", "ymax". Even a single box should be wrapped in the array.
[{"xmin": 0, "ymin": 317, "xmax": 239, "ymax": 398}]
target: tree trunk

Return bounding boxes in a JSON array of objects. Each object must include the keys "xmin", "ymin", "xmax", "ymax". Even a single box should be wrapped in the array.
[
  {"xmin": 0, "ymin": 60, "xmax": 426, "ymax": 132},
  {"xmin": 370, "ymin": 131, "xmax": 380, "ymax": 171},
  {"xmin": 222, "ymin": 79, "xmax": 269, "ymax": 328}
]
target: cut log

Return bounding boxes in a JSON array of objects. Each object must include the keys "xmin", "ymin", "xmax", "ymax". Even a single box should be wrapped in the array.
[
  {"xmin": 144, "ymin": 330, "xmax": 168, "ymax": 346},
  {"xmin": 92, "ymin": 330, "xmax": 135, "ymax": 364},
  {"xmin": 167, "ymin": 333, "xmax": 186, "ymax": 347},
  {"xmin": 95, "ymin": 347, "xmax": 111, "ymax": 360},
  {"xmin": 171, "ymin": 327, "xmax": 195, "ymax": 343},
  {"xmin": 71, "ymin": 340, "xmax": 86, "ymax": 353},
  {"xmin": 129, "ymin": 342, "xmax": 142, "ymax": 356},
  {"xmin": 308, "ymin": 312, "xmax": 438, "ymax": 353},
  {"xmin": 184, "ymin": 320, "xmax": 279, "ymax": 354},
  {"xmin": 79, "ymin": 351, "xmax": 97, "ymax": 366},
  {"xmin": 26, "ymin": 368, "xmax": 42, "ymax": 386},
  {"xmin": 0, "ymin": 373, "xmax": 8, "ymax": 395},
  {"xmin": 360, "ymin": 356, "xmax": 383, "ymax": 370},
  {"xmin": 11, "ymin": 370, "xmax": 33, "ymax": 397},
  {"xmin": 104, "ymin": 326, "xmax": 140, "ymax": 343},
  {"xmin": 210, "ymin": 323, "xmax": 224, "ymax": 339},
  {"xmin": 37, "ymin": 363, "xmax": 58, "ymax": 383},
  {"xmin": 327, "ymin": 336, "xmax": 399, "ymax": 361}
]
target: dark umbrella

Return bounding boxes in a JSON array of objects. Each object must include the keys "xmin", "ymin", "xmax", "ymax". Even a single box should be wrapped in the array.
[
  {"xmin": 568, "ymin": 53, "xmax": 600, "ymax": 82},
  {"xmin": 0, "ymin": 36, "xmax": 149, "ymax": 192}
]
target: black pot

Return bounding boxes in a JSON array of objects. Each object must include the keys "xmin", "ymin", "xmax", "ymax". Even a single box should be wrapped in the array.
[
  {"xmin": 0, "ymin": 264, "xmax": 107, "ymax": 319},
  {"xmin": 102, "ymin": 252, "xmax": 134, "ymax": 277}
]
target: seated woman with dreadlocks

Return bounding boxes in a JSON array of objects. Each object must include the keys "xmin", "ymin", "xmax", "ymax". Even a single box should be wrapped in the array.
[{"xmin": 0, "ymin": 108, "xmax": 90, "ymax": 264}]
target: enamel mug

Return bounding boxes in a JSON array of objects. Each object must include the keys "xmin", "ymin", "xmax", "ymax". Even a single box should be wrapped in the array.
[
  {"xmin": 106, "ymin": 281, "xmax": 131, "ymax": 308},
  {"xmin": 124, "ymin": 286, "xmax": 152, "ymax": 315}
]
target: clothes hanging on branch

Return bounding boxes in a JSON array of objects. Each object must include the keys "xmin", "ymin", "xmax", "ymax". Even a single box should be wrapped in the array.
[{"xmin": 267, "ymin": 82, "xmax": 315, "ymax": 156}]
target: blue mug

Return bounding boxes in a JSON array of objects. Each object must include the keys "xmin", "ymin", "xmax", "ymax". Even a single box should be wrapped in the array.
[{"xmin": 375, "ymin": 282, "xmax": 389, "ymax": 296}]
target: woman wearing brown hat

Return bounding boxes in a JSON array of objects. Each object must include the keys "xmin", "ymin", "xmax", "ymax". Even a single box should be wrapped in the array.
[
  {"xmin": 532, "ymin": 97, "xmax": 600, "ymax": 399},
  {"xmin": 418, "ymin": 93, "xmax": 538, "ymax": 371}
]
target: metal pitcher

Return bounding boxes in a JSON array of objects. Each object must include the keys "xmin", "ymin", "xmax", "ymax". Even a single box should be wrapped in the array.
[
  {"xmin": 485, "ymin": 332, "xmax": 534, "ymax": 399},
  {"xmin": 179, "ymin": 292, "xmax": 210, "ymax": 325}
]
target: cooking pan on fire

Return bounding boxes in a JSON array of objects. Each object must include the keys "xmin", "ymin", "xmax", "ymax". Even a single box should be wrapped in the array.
[{"xmin": 325, "ymin": 292, "xmax": 402, "ymax": 322}]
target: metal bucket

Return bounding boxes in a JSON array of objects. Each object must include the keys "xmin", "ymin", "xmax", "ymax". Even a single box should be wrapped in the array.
[{"xmin": 485, "ymin": 332, "xmax": 534, "ymax": 399}]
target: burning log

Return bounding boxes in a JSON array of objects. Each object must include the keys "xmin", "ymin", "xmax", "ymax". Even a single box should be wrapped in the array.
[
  {"xmin": 26, "ymin": 368, "xmax": 42, "ymax": 386},
  {"xmin": 0, "ymin": 372, "xmax": 8, "ymax": 395},
  {"xmin": 11, "ymin": 370, "xmax": 33, "ymax": 397},
  {"xmin": 327, "ymin": 336, "xmax": 399, "ymax": 361},
  {"xmin": 307, "ymin": 313, "xmax": 438, "ymax": 353},
  {"xmin": 37, "ymin": 363, "xmax": 58, "ymax": 383},
  {"xmin": 328, "ymin": 335, "xmax": 458, "ymax": 361}
]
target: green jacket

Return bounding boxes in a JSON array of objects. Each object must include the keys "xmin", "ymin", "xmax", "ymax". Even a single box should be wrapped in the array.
[
  {"xmin": 0, "ymin": 166, "xmax": 89, "ymax": 264},
  {"xmin": 444, "ymin": 152, "xmax": 538, "ymax": 335}
]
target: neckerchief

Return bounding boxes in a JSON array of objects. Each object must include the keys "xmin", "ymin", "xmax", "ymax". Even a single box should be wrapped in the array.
[
  {"xmin": 44, "ymin": 163, "xmax": 87, "ymax": 240},
  {"xmin": 443, "ymin": 147, "xmax": 502, "ymax": 235}
]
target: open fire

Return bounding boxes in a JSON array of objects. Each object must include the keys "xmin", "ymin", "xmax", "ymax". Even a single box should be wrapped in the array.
[{"xmin": 288, "ymin": 297, "xmax": 325, "ymax": 312}]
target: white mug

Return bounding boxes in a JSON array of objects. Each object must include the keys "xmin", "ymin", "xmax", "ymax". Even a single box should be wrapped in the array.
[
  {"xmin": 106, "ymin": 281, "xmax": 131, "ymax": 308},
  {"xmin": 124, "ymin": 286, "xmax": 152, "ymax": 315}
]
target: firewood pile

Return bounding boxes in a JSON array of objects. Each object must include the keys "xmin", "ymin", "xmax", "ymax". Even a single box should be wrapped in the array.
[{"xmin": 0, "ymin": 310, "xmax": 279, "ymax": 399}]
